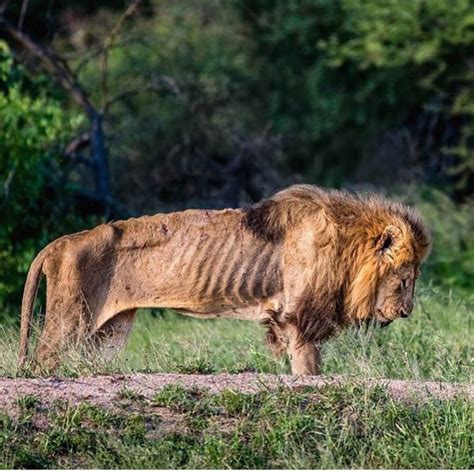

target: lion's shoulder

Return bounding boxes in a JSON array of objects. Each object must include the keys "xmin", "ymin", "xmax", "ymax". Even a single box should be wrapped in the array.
[{"xmin": 242, "ymin": 184, "xmax": 342, "ymax": 243}]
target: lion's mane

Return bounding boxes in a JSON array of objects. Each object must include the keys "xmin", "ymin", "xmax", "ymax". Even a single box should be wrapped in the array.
[{"xmin": 243, "ymin": 185, "xmax": 431, "ymax": 349}]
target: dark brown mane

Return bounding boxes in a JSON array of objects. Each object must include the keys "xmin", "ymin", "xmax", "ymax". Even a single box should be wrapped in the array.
[
  {"xmin": 293, "ymin": 285, "xmax": 346, "ymax": 345},
  {"xmin": 242, "ymin": 200, "xmax": 285, "ymax": 243}
]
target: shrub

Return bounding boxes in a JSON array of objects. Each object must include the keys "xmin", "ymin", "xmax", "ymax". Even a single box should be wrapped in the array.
[
  {"xmin": 234, "ymin": 0, "xmax": 474, "ymax": 193},
  {"xmin": 0, "ymin": 41, "xmax": 84, "ymax": 317},
  {"xmin": 412, "ymin": 189, "xmax": 474, "ymax": 290}
]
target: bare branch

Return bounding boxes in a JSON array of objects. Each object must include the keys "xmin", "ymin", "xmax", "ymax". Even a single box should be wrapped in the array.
[
  {"xmin": 0, "ymin": 17, "xmax": 96, "ymax": 117},
  {"xmin": 100, "ymin": 0, "xmax": 141, "ymax": 111},
  {"xmin": 103, "ymin": 77, "xmax": 181, "ymax": 112},
  {"xmin": 17, "ymin": 0, "xmax": 29, "ymax": 29},
  {"xmin": 64, "ymin": 132, "xmax": 91, "ymax": 157},
  {"xmin": 0, "ymin": 17, "xmax": 114, "ymax": 211},
  {"xmin": 71, "ymin": 35, "xmax": 146, "ymax": 76}
]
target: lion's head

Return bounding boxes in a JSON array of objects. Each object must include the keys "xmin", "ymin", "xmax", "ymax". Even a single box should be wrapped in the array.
[
  {"xmin": 345, "ymin": 207, "xmax": 431, "ymax": 327},
  {"xmin": 373, "ymin": 262, "xmax": 419, "ymax": 325}
]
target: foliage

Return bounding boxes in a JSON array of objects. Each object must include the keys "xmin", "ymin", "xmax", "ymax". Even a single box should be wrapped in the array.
[
  {"xmin": 411, "ymin": 189, "xmax": 474, "ymax": 290},
  {"xmin": 47, "ymin": 0, "xmax": 474, "ymax": 203},
  {"xmin": 0, "ymin": 41, "xmax": 85, "ymax": 314},
  {"xmin": 234, "ymin": 0, "xmax": 474, "ymax": 192},
  {"xmin": 1, "ymin": 1, "xmax": 473, "ymax": 319},
  {"xmin": 67, "ymin": 1, "xmax": 268, "ymax": 212}
]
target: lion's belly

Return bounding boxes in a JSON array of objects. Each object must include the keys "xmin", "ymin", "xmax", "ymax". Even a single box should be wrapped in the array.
[{"xmin": 173, "ymin": 295, "xmax": 283, "ymax": 321}]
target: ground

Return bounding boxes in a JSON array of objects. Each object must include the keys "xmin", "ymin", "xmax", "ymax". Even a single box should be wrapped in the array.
[
  {"xmin": 0, "ymin": 285, "xmax": 472, "ymax": 468},
  {"xmin": 1, "ymin": 372, "xmax": 472, "ymax": 412},
  {"xmin": 1, "ymin": 376, "xmax": 472, "ymax": 469}
]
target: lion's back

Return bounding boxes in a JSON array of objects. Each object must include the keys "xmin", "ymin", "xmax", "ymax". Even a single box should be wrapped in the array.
[{"xmin": 75, "ymin": 208, "xmax": 283, "ymax": 313}]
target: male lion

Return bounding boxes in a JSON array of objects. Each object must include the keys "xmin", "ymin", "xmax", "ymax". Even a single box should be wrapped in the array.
[{"xmin": 19, "ymin": 185, "xmax": 431, "ymax": 375}]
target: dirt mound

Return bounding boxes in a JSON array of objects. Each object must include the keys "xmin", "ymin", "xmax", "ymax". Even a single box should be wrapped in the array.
[{"xmin": 0, "ymin": 373, "xmax": 471, "ymax": 414}]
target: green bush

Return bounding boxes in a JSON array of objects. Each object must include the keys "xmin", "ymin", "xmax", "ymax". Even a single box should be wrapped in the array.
[
  {"xmin": 72, "ymin": 2, "xmax": 257, "ymax": 211},
  {"xmin": 234, "ymin": 0, "xmax": 474, "ymax": 190},
  {"xmin": 63, "ymin": 1, "xmax": 474, "ymax": 199},
  {"xmin": 0, "ymin": 41, "xmax": 84, "ymax": 316},
  {"xmin": 412, "ymin": 189, "xmax": 474, "ymax": 290}
]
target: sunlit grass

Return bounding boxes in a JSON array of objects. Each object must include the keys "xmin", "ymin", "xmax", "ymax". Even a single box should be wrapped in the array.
[
  {"xmin": 1, "ymin": 284, "xmax": 472, "ymax": 382},
  {"xmin": 323, "ymin": 284, "xmax": 473, "ymax": 382},
  {"xmin": 1, "ymin": 383, "xmax": 471, "ymax": 469},
  {"xmin": 0, "ymin": 284, "xmax": 471, "ymax": 470}
]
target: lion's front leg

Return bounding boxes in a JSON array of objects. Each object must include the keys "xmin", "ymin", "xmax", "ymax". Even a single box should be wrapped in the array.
[{"xmin": 285, "ymin": 324, "xmax": 321, "ymax": 376}]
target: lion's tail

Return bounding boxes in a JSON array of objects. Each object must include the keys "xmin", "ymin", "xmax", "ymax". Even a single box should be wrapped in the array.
[{"xmin": 19, "ymin": 248, "xmax": 47, "ymax": 368}]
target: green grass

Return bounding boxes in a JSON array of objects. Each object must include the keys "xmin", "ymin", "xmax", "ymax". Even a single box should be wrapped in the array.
[
  {"xmin": 123, "ymin": 284, "xmax": 473, "ymax": 382},
  {"xmin": 0, "ymin": 283, "xmax": 472, "ymax": 469},
  {"xmin": 1, "ymin": 283, "xmax": 471, "ymax": 382},
  {"xmin": 1, "ymin": 383, "xmax": 471, "ymax": 469}
]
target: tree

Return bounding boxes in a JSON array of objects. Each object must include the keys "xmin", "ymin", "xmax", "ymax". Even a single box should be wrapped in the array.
[
  {"xmin": 0, "ymin": 41, "xmax": 84, "ymax": 312},
  {"xmin": 0, "ymin": 0, "xmax": 144, "ymax": 216}
]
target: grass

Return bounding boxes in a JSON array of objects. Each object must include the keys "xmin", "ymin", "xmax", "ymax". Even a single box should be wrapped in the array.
[
  {"xmin": 123, "ymin": 284, "xmax": 473, "ymax": 382},
  {"xmin": 0, "ymin": 283, "xmax": 472, "ymax": 469},
  {"xmin": 1, "ymin": 383, "xmax": 471, "ymax": 469},
  {"xmin": 0, "ymin": 283, "xmax": 471, "ymax": 382}
]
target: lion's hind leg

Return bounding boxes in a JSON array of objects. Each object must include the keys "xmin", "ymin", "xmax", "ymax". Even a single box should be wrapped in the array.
[
  {"xmin": 90, "ymin": 309, "xmax": 137, "ymax": 363},
  {"xmin": 33, "ymin": 291, "xmax": 90, "ymax": 374}
]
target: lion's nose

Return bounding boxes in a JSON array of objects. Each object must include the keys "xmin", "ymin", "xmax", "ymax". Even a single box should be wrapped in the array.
[{"xmin": 400, "ymin": 309, "xmax": 409, "ymax": 318}]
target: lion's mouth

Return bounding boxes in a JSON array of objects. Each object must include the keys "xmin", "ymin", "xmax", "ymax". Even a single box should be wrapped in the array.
[
  {"xmin": 375, "ymin": 309, "xmax": 394, "ymax": 328},
  {"xmin": 353, "ymin": 311, "xmax": 394, "ymax": 329}
]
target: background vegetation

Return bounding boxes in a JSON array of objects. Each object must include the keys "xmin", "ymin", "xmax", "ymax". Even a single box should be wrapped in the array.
[
  {"xmin": 0, "ymin": 1, "xmax": 472, "ymax": 469},
  {"xmin": 1, "ymin": 0, "xmax": 474, "ymax": 315}
]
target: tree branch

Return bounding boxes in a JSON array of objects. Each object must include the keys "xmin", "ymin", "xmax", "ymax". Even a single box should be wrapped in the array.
[
  {"xmin": 17, "ymin": 0, "xmax": 29, "ymax": 29},
  {"xmin": 0, "ymin": 17, "xmax": 96, "ymax": 118},
  {"xmin": 100, "ymin": 0, "xmax": 141, "ymax": 110},
  {"xmin": 103, "ymin": 78, "xmax": 180, "ymax": 112},
  {"xmin": 64, "ymin": 132, "xmax": 91, "ymax": 157},
  {"xmin": 71, "ymin": 35, "xmax": 146, "ymax": 76}
]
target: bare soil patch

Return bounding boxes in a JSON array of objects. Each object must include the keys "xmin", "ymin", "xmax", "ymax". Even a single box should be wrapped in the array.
[{"xmin": 0, "ymin": 372, "xmax": 471, "ymax": 415}]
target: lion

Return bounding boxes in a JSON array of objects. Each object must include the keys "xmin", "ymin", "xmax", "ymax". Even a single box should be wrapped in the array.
[{"xmin": 18, "ymin": 184, "xmax": 431, "ymax": 375}]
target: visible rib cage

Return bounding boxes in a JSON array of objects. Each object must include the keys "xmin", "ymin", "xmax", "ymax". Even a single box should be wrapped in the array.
[{"xmin": 177, "ymin": 228, "xmax": 282, "ymax": 307}]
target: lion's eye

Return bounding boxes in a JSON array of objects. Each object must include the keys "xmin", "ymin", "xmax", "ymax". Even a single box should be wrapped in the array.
[{"xmin": 400, "ymin": 279, "xmax": 408, "ymax": 290}]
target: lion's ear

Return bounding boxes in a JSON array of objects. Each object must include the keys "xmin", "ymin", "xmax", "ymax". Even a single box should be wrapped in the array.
[{"xmin": 377, "ymin": 225, "xmax": 403, "ymax": 260}]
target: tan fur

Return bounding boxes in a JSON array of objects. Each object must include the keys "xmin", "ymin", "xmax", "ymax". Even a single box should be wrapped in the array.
[{"xmin": 19, "ymin": 185, "xmax": 431, "ymax": 375}]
